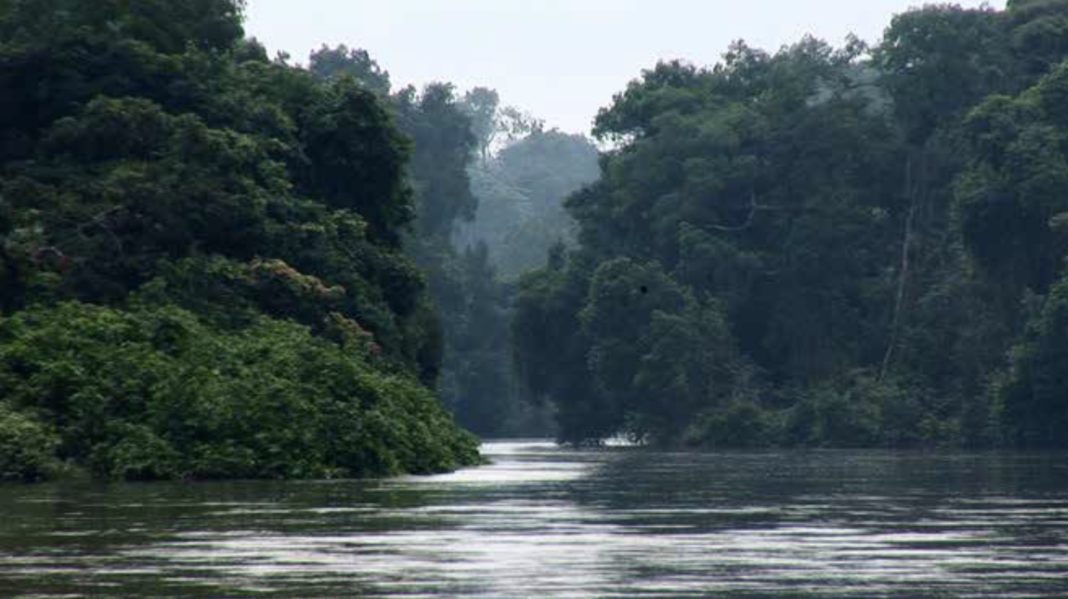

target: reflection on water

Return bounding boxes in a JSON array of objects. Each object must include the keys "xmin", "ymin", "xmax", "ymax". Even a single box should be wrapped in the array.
[{"xmin": 2, "ymin": 442, "xmax": 1068, "ymax": 597}]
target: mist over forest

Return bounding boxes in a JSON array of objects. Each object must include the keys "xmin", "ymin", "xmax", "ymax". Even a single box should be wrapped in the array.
[{"xmin": 3, "ymin": 0, "xmax": 1068, "ymax": 484}]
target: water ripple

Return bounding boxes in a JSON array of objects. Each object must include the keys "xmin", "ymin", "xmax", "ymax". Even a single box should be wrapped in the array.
[{"xmin": 1, "ymin": 442, "xmax": 1067, "ymax": 597}]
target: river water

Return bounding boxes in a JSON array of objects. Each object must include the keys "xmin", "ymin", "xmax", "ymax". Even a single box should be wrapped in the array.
[{"xmin": 2, "ymin": 441, "xmax": 1068, "ymax": 597}]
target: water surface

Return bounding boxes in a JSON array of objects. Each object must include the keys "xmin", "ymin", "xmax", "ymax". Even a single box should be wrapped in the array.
[{"xmin": 2, "ymin": 442, "xmax": 1068, "ymax": 597}]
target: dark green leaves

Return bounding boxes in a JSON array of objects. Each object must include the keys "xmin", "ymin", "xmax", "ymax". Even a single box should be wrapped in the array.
[
  {"xmin": 0, "ymin": 303, "xmax": 478, "ymax": 480},
  {"xmin": 0, "ymin": 1, "xmax": 478, "ymax": 480},
  {"xmin": 514, "ymin": 3, "xmax": 1068, "ymax": 448}
]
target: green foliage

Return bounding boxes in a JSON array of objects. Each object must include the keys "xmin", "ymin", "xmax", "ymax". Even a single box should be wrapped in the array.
[
  {"xmin": 302, "ymin": 47, "xmax": 535, "ymax": 436},
  {"xmin": 513, "ymin": 253, "xmax": 600, "ymax": 442},
  {"xmin": 309, "ymin": 44, "xmax": 391, "ymax": 96},
  {"xmin": 778, "ymin": 374, "xmax": 954, "ymax": 449},
  {"xmin": 514, "ymin": 255, "xmax": 747, "ymax": 444},
  {"xmin": 459, "ymin": 130, "xmax": 600, "ymax": 279},
  {"xmin": 0, "ymin": 303, "xmax": 478, "ymax": 481},
  {"xmin": 460, "ymin": 88, "xmax": 544, "ymax": 161},
  {"xmin": 793, "ymin": 385, "xmax": 881, "ymax": 449},
  {"xmin": 997, "ymin": 270, "xmax": 1068, "ymax": 448},
  {"xmin": 573, "ymin": 41, "xmax": 900, "ymax": 384},
  {"xmin": 515, "ymin": 39, "xmax": 903, "ymax": 445},
  {"xmin": 874, "ymin": 4, "xmax": 1011, "ymax": 142},
  {"xmin": 1007, "ymin": 0, "xmax": 1068, "ymax": 76},
  {"xmin": 395, "ymin": 83, "xmax": 478, "ymax": 241},
  {"xmin": 684, "ymin": 400, "xmax": 774, "ymax": 449},
  {"xmin": 0, "ymin": 403, "xmax": 60, "ymax": 482},
  {"xmin": 0, "ymin": 1, "xmax": 480, "ymax": 481},
  {"xmin": 300, "ymin": 77, "xmax": 415, "ymax": 244},
  {"xmin": 428, "ymin": 243, "xmax": 520, "ymax": 436},
  {"xmin": 513, "ymin": 2, "xmax": 1068, "ymax": 448},
  {"xmin": 957, "ymin": 63, "xmax": 1068, "ymax": 296},
  {"xmin": 461, "ymin": 87, "xmax": 500, "ymax": 161}
]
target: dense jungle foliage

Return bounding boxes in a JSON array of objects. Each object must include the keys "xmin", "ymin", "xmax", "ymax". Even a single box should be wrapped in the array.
[
  {"xmin": 6, "ymin": 0, "xmax": 1067, "ymax": 481},
  {"xmin": 514, "ymin": 0, "xmax": 1068, "ymax": 448},
  {"xmin": 0, "ymin": 0, "xmax": 480, "ymax": 481},
  {"xmin": 306, "ymin": 45, "xmax": 597, "ymax": 437}
]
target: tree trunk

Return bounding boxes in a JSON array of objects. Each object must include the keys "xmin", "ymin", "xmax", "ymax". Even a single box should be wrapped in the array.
[{"xmin": 881, "ymin": 152, "xmax": 920, "ymax": 381}]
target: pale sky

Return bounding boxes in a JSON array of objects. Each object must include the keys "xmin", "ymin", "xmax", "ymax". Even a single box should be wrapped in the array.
[{"xmin": 244, "ymin": 1, "xmax": 1005, "ymax": 135}]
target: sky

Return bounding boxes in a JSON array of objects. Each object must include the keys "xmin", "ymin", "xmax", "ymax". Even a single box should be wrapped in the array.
[{"xmin": 244, "ymin": 0, "xmax": 1005, "ymax": 136}]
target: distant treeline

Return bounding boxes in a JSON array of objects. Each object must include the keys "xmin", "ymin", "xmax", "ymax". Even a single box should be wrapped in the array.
[
  {"xmin": 514, "ymin": 0, "xmax": 1068, "ymax": 448},
  {"xmin": 306, "ymin": 45, "xmax": 599, "ymax": 437}
]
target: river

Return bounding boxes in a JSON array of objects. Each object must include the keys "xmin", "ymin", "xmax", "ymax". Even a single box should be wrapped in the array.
[{"xmin": 2, "ymin": 441, "xmax": 1068, "ymax": 597}]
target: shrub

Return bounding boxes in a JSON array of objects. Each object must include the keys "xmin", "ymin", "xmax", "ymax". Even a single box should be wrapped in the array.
[
  {"xmin": 0, "ymin": 405, "xmax": 60, "ymax": 482},
  {"xmin": 684, "ymin": 400, "xmax": 774, "ymax": 449},
  {"xmin": 0, "ymin": 302, "xmax": 479, "ymax": 481}
]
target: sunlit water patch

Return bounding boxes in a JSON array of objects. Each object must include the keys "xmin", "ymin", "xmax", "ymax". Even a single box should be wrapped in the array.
[{"xmin": 2, "ymin": 442, "xmax": 1068, "ymax": 597}]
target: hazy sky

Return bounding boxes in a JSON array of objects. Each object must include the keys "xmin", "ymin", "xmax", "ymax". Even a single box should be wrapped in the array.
[{"xmin": 244, "ymin": 0, "xmax": 1005, "ymax": 135}]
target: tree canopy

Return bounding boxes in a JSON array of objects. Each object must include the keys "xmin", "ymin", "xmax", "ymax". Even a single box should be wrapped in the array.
[
  {"xmin": 0, "ymin": 0, "xmax": 478, "ymax": 481},
  {"xmin": 514, "ymin": 2, "xmax": 1068, "ymax": 448}
]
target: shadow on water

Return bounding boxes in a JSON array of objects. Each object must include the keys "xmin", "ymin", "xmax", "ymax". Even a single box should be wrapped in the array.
[{"xmin": 2, "ymin": 442, "xmax": 1068, "ymax": 597}]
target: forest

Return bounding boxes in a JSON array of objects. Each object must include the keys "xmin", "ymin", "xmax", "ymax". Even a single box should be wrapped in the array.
[
  {"xmin": 514, "ymin": 0, "xmax": 1068, "ymax": 448},
  {"xmin": 2, "ymin": 0, "xmax": 1068, "ymax": 483},
  {"xmin": 0, "ymin": 0, "xmax": 489, "ymax": 481}
]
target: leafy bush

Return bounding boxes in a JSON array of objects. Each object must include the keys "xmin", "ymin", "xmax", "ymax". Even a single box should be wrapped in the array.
[
  {"xmin": 783, "ymin": 374, "xmax": 953, "ymax": 448},
  {"xmin": 684, "ymin": 400, "xmax": 775, "ymax": 449},
  {"xmin": 0, "ymin": 405, "xmax": 60, "ymax": 482},
  {"xmin": 0, "ymin": 302, "xmax": 479, "ymax": 481},
  {"xmin": 786, "ymin": 385, "xmax": 880, "ymax": 448}
]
